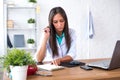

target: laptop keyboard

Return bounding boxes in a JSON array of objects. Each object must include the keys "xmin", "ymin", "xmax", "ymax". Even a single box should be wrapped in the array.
[
  {"xmin": 97, "ymin": 60, "xmax": 110, "ymax": 67},
  {"xmin": 88, "ymin": 59, "xmax": 111, "ymax": 68}
]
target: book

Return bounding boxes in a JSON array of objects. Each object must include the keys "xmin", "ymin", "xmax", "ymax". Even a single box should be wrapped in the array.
[
  {"xmin": 37, "ymin": 64, "xmax": 64, "ymax": 71},
  {"xmin": 14, "ymin": 34, "xmax": 25, "ymax": 47},
  {"xmin": 7, "ymin": 20, "xmax": 14, "ymax": 28},
  {"xmin": 7, "ymin": 34, "xmax": 13, "ymax": 48}
]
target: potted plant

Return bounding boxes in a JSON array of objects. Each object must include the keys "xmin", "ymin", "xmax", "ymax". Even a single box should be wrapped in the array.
[
  {"xmin": 0, "ymin": 48, "xmax": 36, "ymax": 80},
  {"xmin": 28, "ymin": 0, "xmax": 37, "ymax": 7},
  {"xmin": 27, "ymin": 38, "xmax": 35, "ymax": 48},
  {"xmin": 28, "ymin": 18, "xmax": 35, "ymax": 24},
  {"xmin": 27, "ymin": 18, "xmax": 35, "ymax": 28},
  {"xmin": 29, "ymin": 0, "xmax": 37, "ymax": 3}
]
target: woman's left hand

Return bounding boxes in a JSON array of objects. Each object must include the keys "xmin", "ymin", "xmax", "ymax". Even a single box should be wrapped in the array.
[{"xmin": 51, "ymin": 58, "xmax": 61, "ymax": 66}]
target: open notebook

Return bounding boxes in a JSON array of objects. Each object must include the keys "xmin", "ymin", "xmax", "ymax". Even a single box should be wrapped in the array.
[{"xmin": 37, "ymin": 64, "xmax": 64, "ymax": 71}]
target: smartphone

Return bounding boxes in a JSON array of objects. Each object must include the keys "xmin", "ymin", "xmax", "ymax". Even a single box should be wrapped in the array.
[{"xmin": 80, "ymin": 65, "xmax": 93, "ymax": 70}]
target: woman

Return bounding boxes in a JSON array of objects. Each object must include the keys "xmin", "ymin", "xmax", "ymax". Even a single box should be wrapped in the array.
[{"xmin": 36, "ymin": 7, "xmax": 76, "ymax": 65}]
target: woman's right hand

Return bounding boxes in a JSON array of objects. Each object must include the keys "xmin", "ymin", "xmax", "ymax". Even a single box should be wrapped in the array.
[{"xmin": 43, "ymin": 26, "xmax": 50, "ymax": 40}]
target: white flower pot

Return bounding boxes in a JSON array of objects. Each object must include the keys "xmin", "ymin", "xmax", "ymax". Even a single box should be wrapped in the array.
[
  {"xmin": 10, "ymin": 66, "xmax": 28, "ymax": 80},
  {"xmin": 28, "ymin": 24, "xmax": 35, "ymax": 28},
  {"xmin": 27, "ymin": 44, "xmax": 35, "ymax": 48},
  {"xmin": 28, "ymin": 3, "xmax": 36, "ymax": 7}
]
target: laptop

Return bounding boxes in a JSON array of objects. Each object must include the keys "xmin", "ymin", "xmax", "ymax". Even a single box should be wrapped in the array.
[{"xmin": 87, "ymin": 40, "xmax": 120, "ymax": 70}]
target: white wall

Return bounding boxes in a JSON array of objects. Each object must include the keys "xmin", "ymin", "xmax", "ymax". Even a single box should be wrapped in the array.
[
  {"xmin": 37, "ymin": 0, "xmax": 120, "ymax": 59},
  {"xmin": 89, "ymin": 0, "xmax": 120, "ymax": 59},
  {"xmin": 1, "ymin": 0, "xmax": 120, "ymax": 59},
  {"xmin": 0, "ymin": 0, "xmax": 5, "ymax": 55}
]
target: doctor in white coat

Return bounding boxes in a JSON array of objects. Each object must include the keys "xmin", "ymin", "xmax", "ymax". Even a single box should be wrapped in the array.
[{"xmin": 36, "ymin": 7, "xmax": 76, "ymax": 65}]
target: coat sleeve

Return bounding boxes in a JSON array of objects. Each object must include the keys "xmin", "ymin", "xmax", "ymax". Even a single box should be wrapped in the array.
[{"xmin": 67, "ymin": 29, "xmax": 77, "ymax": 59}]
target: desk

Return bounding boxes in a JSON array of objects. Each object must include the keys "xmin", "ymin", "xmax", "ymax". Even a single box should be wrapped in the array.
[{"xmin": 4, "ymin": 58, "xmax": 120, "ymax": 80}]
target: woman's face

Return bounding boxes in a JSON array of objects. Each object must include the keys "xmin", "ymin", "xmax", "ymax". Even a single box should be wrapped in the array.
[{"xmin": 52, "ymin": 13, "xmax": 65, "ymax": 35}]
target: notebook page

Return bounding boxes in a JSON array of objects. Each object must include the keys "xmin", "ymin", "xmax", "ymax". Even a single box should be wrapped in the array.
[{"xmin": 37, "ymin": 64, "xmax": 64, "ymax": 71}]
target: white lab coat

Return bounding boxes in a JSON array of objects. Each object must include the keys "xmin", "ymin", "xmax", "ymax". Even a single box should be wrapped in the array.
[{"xmin": 36, "ymin": 28, "xmax": 76, "ymax": 62}]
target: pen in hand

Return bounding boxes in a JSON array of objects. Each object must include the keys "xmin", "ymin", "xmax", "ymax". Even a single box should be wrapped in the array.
[{"xmin": 44, "ymin": 26, "xmax": 50, "ymax": 33}]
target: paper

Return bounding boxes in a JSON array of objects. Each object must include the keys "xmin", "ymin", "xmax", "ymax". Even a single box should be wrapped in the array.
[{"xmin": 37, "ymin": 64, "xmax": 64, "ymax": 71}]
